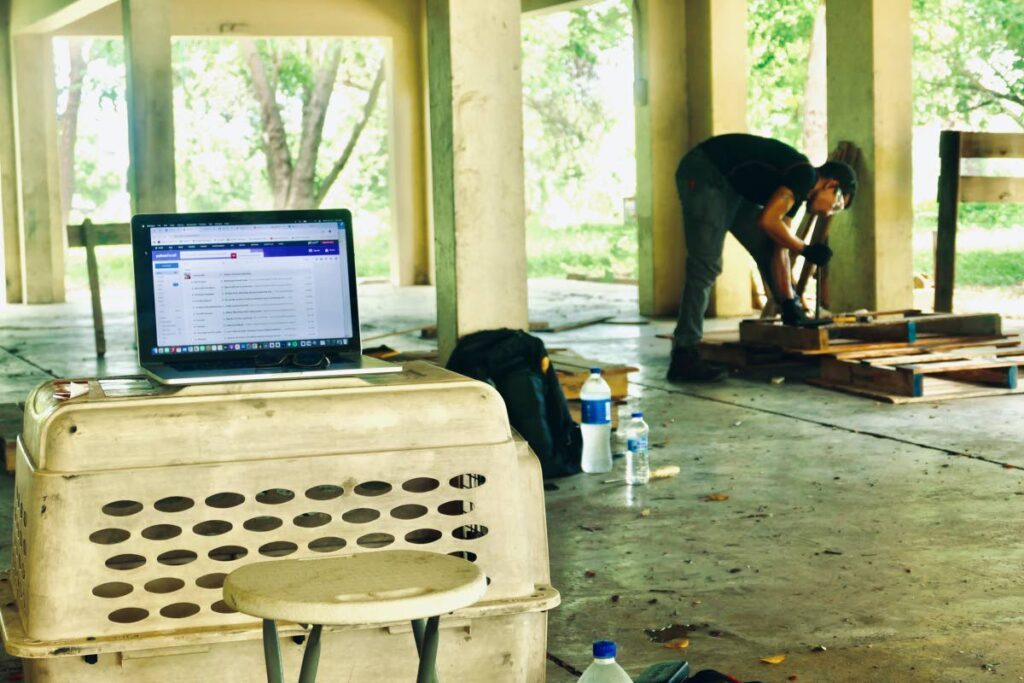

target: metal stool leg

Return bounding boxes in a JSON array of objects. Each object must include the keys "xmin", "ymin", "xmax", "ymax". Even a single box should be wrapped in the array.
[
  {"xmin": 262, "ymin": 619, "xmax": 285, "ymax": 683},
  {"xmin": 298, "ymin": 624, "xmax": 323, "ymax": 683},
  {"xmin": 411, "ymin": 620, "xmax": 439, "ymax": 683},
  {"xmin": 415, "ymin": 616, "xmax": 441, "ymax": 683}
]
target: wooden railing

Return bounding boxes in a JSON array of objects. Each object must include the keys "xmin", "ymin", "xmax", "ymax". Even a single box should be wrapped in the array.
[
  {"xmin": 935, "ymin": 131, "xmax": 1024, "ymax": 312},
  {"xmin": 66, "ymin": 220, "xmax": 131, "ymax": 357}
]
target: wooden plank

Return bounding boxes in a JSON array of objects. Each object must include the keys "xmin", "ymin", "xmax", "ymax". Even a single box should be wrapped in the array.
[
  {"xmin": 932, "ymin": 366, "xmax": 1017, "ymax": 389},
  {"xmin": 802, "ymin": 334, "xmax": 1017, "ymax": 357},
  {"xmin": 851, "ymin": 345, "xmax": 1024, "ymax": 366},
  {"xmin": 934, "ymin": 130, "xmax": 961, "ymax": 312},
  {"xmin": 808, "ymin": 377, "xmax": 1024, "ymax": 404},
  {"xmin": 959, "ymin": 132, "xmax": 1024, "ymax": 159},
  {"xmin": 827, "ymin": 319, "xmax": 914, "ymax": 344},
  {"xmin": 739, "ymin": 320, "xmax": 827, "ymax": 350},
  {"xmin": 898, "ymin": 357, "xmax": 1023, "ymax": 375},
  {"xmin": 550, "ymin": 352, "xmax": 636, "ymax": 400},
  {"xmin": 912, "ymin": 312, "xmax": 1001, "ymax": 337},
  {"xmin": 66, "ymin": 222, "xmax": 131, "ymax": 247},
  {"xmin": 959, "ymin": 176, "xmax": 1024, "ymax": 204},
  {"xmin": 820, "ymin": 356, "xmax": 919, "ymax": 396},
  {"xmin": 82, "ymin": 220, "xmax": 107, "ymax": 357}
]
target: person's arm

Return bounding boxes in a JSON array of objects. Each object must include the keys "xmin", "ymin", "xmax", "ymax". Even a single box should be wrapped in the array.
[{"xmin": 756, "ymin": 186, "xmax": 805, "ymax": 253}]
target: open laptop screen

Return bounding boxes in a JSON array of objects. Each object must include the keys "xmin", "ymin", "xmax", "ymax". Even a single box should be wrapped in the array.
[{"xmin": 133, "ymin": 209, "xmax": 359, "ymax": 364}]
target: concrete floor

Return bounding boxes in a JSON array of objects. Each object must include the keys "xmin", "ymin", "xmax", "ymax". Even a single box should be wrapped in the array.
[{"xmin": 3, "ymin": 281, "xmax": 1024, "ymax": 682}]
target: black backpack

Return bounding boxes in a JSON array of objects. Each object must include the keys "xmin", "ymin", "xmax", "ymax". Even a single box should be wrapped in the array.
[{"xmin": 446, "ymin": 329, "xmax": 583, "ymax": 479}]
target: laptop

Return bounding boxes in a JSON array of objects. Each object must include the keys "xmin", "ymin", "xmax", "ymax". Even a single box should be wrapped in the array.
[{"xmin": 131, "ymin": 209, "xmax": 402, "ymax": 385}]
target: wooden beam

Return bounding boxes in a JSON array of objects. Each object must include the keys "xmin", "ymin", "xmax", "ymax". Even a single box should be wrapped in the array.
[
  {"xmin": 12, "ymin": 0, "xmax": 115, "ymax": 33},
  {"xmin": 958, "ymin": 176, "xmax": 1024, "ymax": 204},
  {"xmin": 959, "ymin": 132, "xmax": 1024, "ymax": 159},
  {"xmin": 66, "ymin": 221, "xmax": 130, "ymax": 247},
  {"xmin": 934, "ymin": 130, "xmax": 961, "ymax": 312},
  {"xmin": 739, "ymin": 320, "xmax": 827, "ymax": 350},
  {"xmin": 819, "ymin": 356, "xmax": 920, "ymax": 396}
]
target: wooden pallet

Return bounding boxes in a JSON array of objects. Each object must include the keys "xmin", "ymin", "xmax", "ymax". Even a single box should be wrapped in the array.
[
  {"xmin": 739, "ymin": 312, "xmax": 1003, "ymax": 353},
  {"xmin": 815, "ymin": 342, "xmax": 1024, "ymax": 401}
]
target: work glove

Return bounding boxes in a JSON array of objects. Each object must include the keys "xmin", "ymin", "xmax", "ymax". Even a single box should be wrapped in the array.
[{"xmin": 801, "ymin": 242, "xmax": 832, "ymax": 266}]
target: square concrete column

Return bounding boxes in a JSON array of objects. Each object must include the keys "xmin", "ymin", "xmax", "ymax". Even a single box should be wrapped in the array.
[
  {"xmin": 122, "ymin": 0, "xmax": 175, "ymax": 214},
  {"xmin": 826, "ymin": 0, "xmax": 914, "ymax": 311},
  {"xmin": 686, "ymin": 0, "xmax": 750, "ymax": 317},
  {"xmin": 635, "ymin": 0, "xmax": 751, "ymax": 318},
  {"xmin": 0, "ymin": 0, "xmax": 21, "ymax": 303},
  {"xmin": 12, "ymin": 33, "xmax": 64, "ymax": 304},
  {"xmin": 427, "ymin": 0, "xmax": 528, "ymax": 361}
]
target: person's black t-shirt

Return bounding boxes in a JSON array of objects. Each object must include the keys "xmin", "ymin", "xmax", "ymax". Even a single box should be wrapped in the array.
[{"xmin": 699, "ymin": 134, "xmax": 817, "ymax": 218}]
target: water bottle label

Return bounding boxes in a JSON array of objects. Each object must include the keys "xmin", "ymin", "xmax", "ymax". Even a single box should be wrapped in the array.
[
  {"xmin": 627, "ymin": 436, "xmax": 648, "ymax": 452},
  {"xmin": 581, "ymin": 398, "xmax": 611, "ymax": 425}
]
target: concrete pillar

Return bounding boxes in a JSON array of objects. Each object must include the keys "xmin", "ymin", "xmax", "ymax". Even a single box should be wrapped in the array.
[
  {"xmin": 121, "ymin": 0, "xmax": 175, "ymax": 214},
  {"xmin": 633, "ymin": 0, "xmax": 687, "ymax": 317},
  {"xmin": 388, "ymin": 21, "xmax": 430, "ymax": 286},
  {"xmin": 0, "ymin": 0, "xmax": 21, "ymax": 303},
  {"xmin": 686, "ymin": 0, "xmax": 750, "ymax": 317},
  {"xmin": 12, "ymin": 34, "xmax": 64, "ymax": 303},
  {"xmin": 426, "ymin": 0, "xmax": 528, "ymax": 361},
  {"xmin": 826, "ymin": 0, "xmax": 913, "ymax": 311}
]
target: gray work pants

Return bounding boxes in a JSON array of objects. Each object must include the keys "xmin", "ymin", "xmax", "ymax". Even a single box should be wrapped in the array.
[{"xmin": 672, "ymin": 147, "xmax": 783, "ymax": 348}]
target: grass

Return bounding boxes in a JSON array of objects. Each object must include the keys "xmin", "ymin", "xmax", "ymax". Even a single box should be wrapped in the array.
[
  {"xmin": 914, "ymin": 250, "xmax": 1024, "ymax": 287},
  {"xmin": 526, "ymin": 221, "xmax": 638, "ymax": 280}
]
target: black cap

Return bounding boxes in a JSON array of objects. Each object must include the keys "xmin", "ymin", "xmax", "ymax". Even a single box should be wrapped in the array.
[{"xmin": 817, "ymin": 161, "xmax": 857, "ymax": 208}]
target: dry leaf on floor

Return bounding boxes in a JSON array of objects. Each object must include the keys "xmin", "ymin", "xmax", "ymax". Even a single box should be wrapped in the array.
[
  {"xmin": 759, "ymin": 654, "xmax": 786, "ymax": 664},
  {"xmin": 640, "ymin": 508, "xmax": 652, "ymax": 517},
  {"xmin": 663, "ymin": 638, "xmax": 689, "ymax": 649},
  {"xmin": 705, "ymin": 493, "xmax": 729, "ymax": 502}
]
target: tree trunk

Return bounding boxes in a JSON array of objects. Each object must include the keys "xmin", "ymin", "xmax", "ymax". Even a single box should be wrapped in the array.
[
  {"xmin": 801, "ymin": 0, "xmax": 827, "ymax": 165},
  {"xmin": 58, "ymin": 38, "xmax": 88, "ymax": 228},
  {"xmin": 287, "ymin": 42, "xmax": 343, "ymax": 209},
  {"xmin": 240, "ymin": 39, "xmax": 294, "ymax": 209}
]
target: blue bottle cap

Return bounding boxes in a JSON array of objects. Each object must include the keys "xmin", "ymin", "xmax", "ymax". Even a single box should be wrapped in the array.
[
  {"xmin": 631, "ymin": 411, "xmax": 643, "ymax": 418},
  {"xmin": 590, "ymin": 368, "xmax": 602, "ymax": 374},
  {"xmin": 593, "ymin": 640, "xmax": 616, "ymax": 659}
]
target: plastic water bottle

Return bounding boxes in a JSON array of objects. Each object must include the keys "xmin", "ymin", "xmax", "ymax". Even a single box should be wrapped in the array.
[
  {"xmin": 580, "ymin": 369, "xmax": 612, "ymax": 474},
  {"xmin": 578, "ymin": 640, "xmax": 632, "ymax": 682},
  {"xmin": 624, "ymin": 412, "xmax": 650, "ymax": 486}
]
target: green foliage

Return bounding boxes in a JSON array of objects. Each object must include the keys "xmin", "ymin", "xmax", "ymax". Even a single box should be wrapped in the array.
[
  {"xmin": 914, "ymin": 249, "xmax": 1024, "ymax": 287},
  {"xmin": 746, "ymin": 0, "xmax": 819, "ymax": 147},
  {"xmin": 526, "ymin": 221, "xmax": 637, "ymax": 280},
  {"xmin": 912, "ymin": 0, "xmax": 1024, "ymax": 128}
]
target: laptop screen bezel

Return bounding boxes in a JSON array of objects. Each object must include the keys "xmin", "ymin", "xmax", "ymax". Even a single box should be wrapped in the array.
[{"xmin": 132, "ymin": 208, "xmax": 360, "ymax": 366}]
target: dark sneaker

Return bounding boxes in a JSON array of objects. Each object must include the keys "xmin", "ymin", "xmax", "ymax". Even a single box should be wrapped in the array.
[{"xmin": 666, "ymin": 346, "xmax": 729, "ymax": 382}]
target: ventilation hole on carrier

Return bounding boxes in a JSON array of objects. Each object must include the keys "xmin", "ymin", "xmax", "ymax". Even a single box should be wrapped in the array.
[
  {"xmin": 244, "ymin": 516, "xmax": 283, "ymax": 532},
  {"xmin": 401, "ymin": 477, "xmax": 439, "ymax": 493},
  {"xmin": 356, "ymin": 533, "xmax": 395, "ymax": 549},
  {"xmin": 206, "ymin": 492, "xmax": 245, "ymax": 509},
  {"xmin": 438, "ymin": 501, "xmax": 475, "ymax": 516},
  {"xmin": 342, "ymin": 508, "xmax": 380, "ymax": 524},
  {"xmin": 211, "ymin": 600, "xmax": 236, "ymax": 614},
  {"xmin": 255, "ymin": 489, "xmax": 295, "ymax": 505},
  {"xmin": 293, "ymin": 512, "xmax": 331, "ymax": 528},
  {"xmin": 90, "ymin": 528, "xmax": 130, "ymax": 545},
  {"xmin": 404, "ymin": 528, "xmax": 442, "ymax": 545},
  {"xmin": 193, "ymin": 520, "xmax": 233, "ymax": 536},
  {"xmin": 102, "ymin": 500, "xmax": 143, "ymax": 517},
  {"xmin": 144, "ymin": 578, "xmax": 185, "ymax": 594},
  {"xmin": 157, "ymin": 549, "xmax": 198, "ymax": 566},
  {"xmin": 209, "ymin": 545, "xmax": 248, "ymax": 562},
  {"xmin": 353, "ymin": 481, "xmax": 392, "ymax": 497},
  {"xmin": 309, "ymin": 537, "xmax": 346, "ymax": 553},
  {"xmin": 452, "ymin": 525, "xmax": 489, "ymax": 540},
  {"xmin": 92, "ymin": 582, "xmax": 133, "ymax": 598},
  {"xmin": 141, "ymin": 524, "xmax": 182, "ymax": 541},
  {"xmin": 305, "ymin": 484, "xmax": 343, "ymax": 501},
  {"xmin": 196, "ymin": 573, "xmax": 227, "ymax": 590},
  {"xmin": 486, "ymin": 576, "xmax": 492, "ymax": 586},
  {"xmin": 154, "ymin": 496, "xmax": 194, "ymax": 513},
  {"xmin": 160, "ymin": 602, "xmax": 200, "ymax": 619},
  {"xmin": 109, "ymin": 608, "xmax": 148, "ymax": 624},
  {"xmin": 259, "ymin": 541, "xmax": 298, "ymax": 557},
  {"xmin": 105, "ymin": 554, "xmax": 146, "ymax": 571},
  {"xmin": 390, "ymin": 504, "xmax": 428, "ymax": 520},
  {"xmin": 448, "ymin": 551, "xmax": 478, "ymax": 562},
  {"xmin": 449, "ymin": 474, "xmax": 486, "ymax": 490}
]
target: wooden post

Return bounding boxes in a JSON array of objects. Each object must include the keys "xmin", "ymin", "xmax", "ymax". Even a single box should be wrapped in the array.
[
  {"xmin": 122, "ymin": 0, "xmax": 176, "ymax": 214},
  {"xmin": 426, "ymin": 0, "xmax": 528, "ymax": 361},
  {"xmin": 13, "ymin": 33, "xmax": 64, "ymax": 303},
  {"xmin": 80, "ymin": 219, "xmax": 106, "ymax": 356},
  {"xmin": 933, "ymin": 130, "xmax": 961, "ymax": 313}
]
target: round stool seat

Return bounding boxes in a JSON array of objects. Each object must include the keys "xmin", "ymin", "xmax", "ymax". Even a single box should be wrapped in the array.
[{"xmin": 223, "ymin": 550, "xmax": 487, "ymax": 625}]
